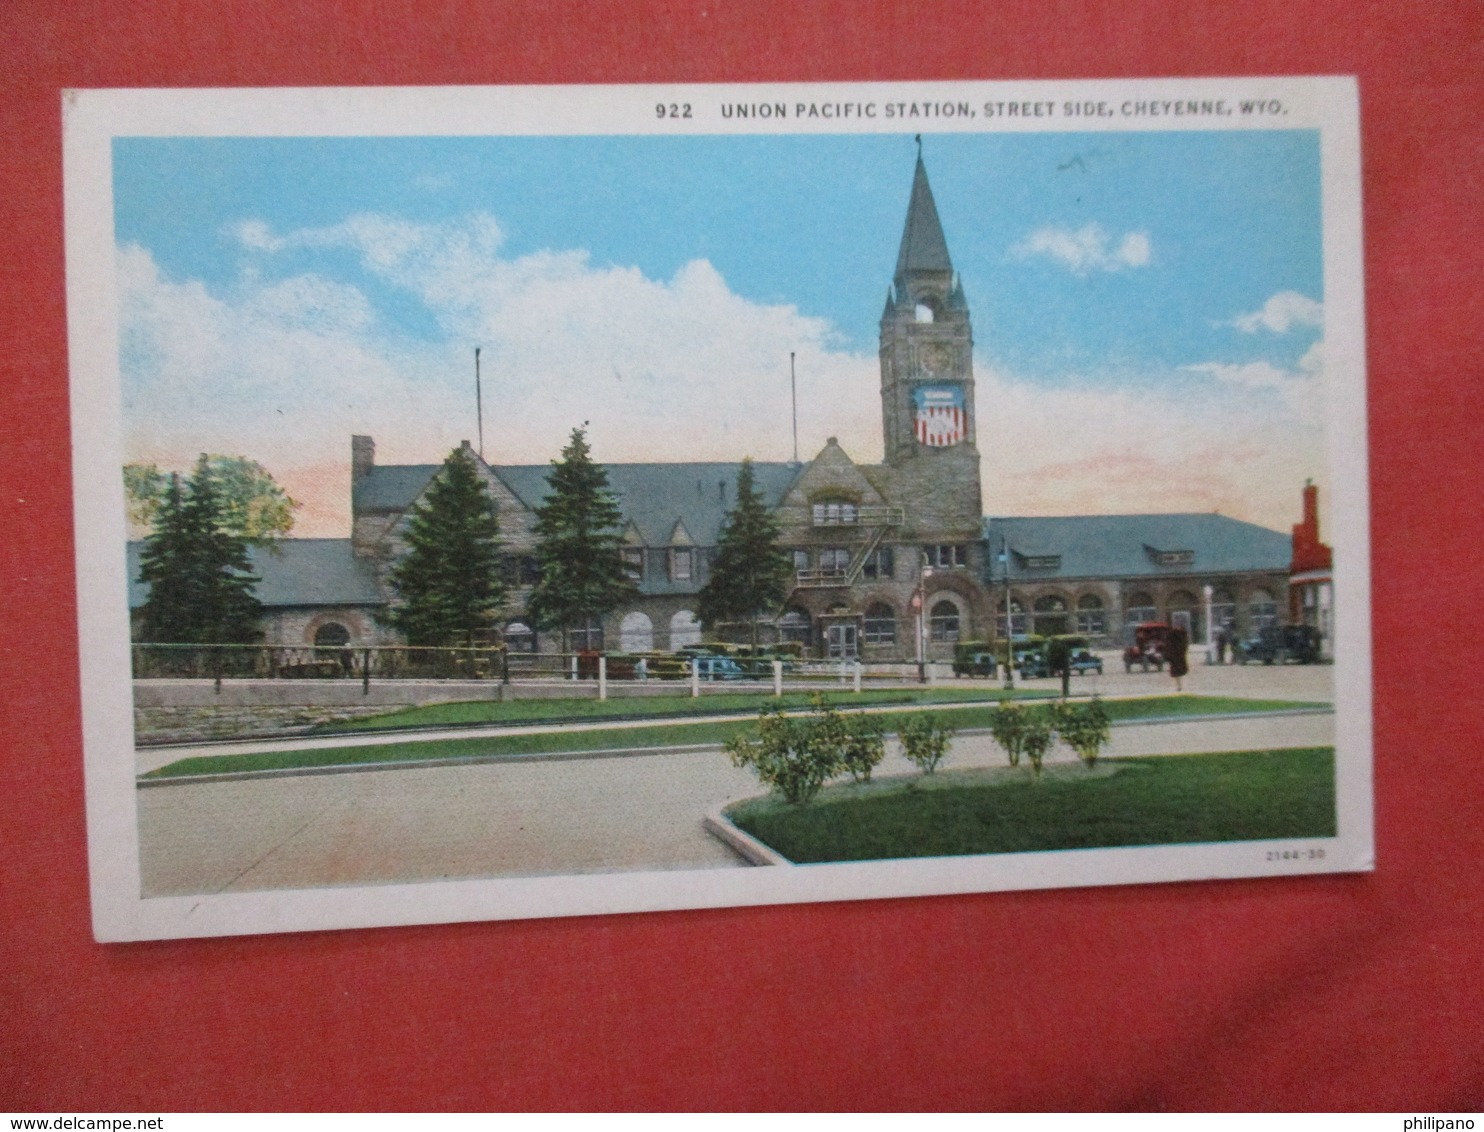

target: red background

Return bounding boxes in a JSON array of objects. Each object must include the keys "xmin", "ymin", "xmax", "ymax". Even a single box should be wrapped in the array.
[{"xmin": 3, "ymin": 0, "xmax": 1482, "ymax": 1111}]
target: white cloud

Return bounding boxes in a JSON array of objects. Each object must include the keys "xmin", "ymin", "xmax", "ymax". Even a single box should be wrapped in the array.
[
  {"xmin": 123, "ymin": 213, "xmax": 1320, "ymax": 539},
  {"xmin": 1011, "ymin": 224, "xmax": 1151, "ymax": 276},
  {"xmin": 1181, "ymin": 360, "xmax": 1291, "ymax": 390},
  {"xmin": 1229, "ymin": 290, "xmax": 1323, "ymax": 334}
]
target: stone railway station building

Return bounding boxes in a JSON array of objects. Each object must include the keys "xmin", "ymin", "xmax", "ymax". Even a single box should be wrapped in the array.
[{"xmin": 128, "ymin": 155, "xmax": 1309, "ymax": 662}]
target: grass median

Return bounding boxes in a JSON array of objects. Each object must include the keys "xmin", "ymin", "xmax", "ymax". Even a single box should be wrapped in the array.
[
  {"xmin": 313, "ymin": 685, "xmax": 1056, "ymax": 733},
  {"xmin": 727, "ymin": 747, "xmax": 1337, "ymax": 861},
  {"xmin": 143, "ymin": 694, "xmax": 1325, "ymax": 780}
]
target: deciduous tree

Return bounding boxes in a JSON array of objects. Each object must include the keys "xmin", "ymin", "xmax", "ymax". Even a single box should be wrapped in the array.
[{"xmin": 126, "ymin": 455, "xmax": 298, "ymax": 542}]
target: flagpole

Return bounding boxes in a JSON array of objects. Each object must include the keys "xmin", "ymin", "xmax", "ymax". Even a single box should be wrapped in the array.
[
  {"xmin": 790, "ymin": 351, "xmax": 799, "ymax": 465},
  {"xmin": 475, "ymin": 347, "xmax": 484, "ymax": 459}
]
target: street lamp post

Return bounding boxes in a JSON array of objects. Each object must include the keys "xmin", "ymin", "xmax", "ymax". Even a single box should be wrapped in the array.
[
  {"xmin": 1000, "ymin": 534, "xmax": 1015, "ymax": 690},
  {"xmin": 915, "ymin": 556, "xmax": 933, "ymax": 684},
  {"xmin": 1203, "ymin": 583, "xmax": 1215, "ymax": 665}
]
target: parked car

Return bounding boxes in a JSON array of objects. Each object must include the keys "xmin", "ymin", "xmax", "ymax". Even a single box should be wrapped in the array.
[
  {"xmin": 952, "ymin": 642, "xmax": 998, "ymax": 678},
  {"xmin": 1238, "ymin": 624, "xmax": 1322, "ymax": 665},
  {"xmin": 1123, "ymin": 622, "xmax": 1174, "ymax": 672},
  {"xmin": 691, "ymin": 655, "xmax": 749, "ymax": 681},
  {"xmin": 1019, "ymin": 635, "xmax": 1093, "ymax": 681},
  {"xmin": 1068, "ymin": 649, "xmax": 1104, "ymax": 676}
]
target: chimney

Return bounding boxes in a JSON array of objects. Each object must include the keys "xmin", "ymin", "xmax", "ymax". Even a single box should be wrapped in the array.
[
  {"xmin": 352, "ymin": 435, "xmax": 375, "ymax": 482},
  {"xmin": 1302, "ymin": 479, "xmax": 1319, "ymax": 535}
]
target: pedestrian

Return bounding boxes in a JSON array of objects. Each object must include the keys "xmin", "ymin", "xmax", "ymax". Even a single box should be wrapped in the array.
[
  {"xmin": 635, "ymin": 655, "xmax": 648, "ymax": 682},
  {"xmin": 1168, "ymin": 626, "xmax": 1190, "ymax": 692}
]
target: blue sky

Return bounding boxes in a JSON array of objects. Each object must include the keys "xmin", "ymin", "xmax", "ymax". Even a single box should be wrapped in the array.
[{"xmin": 114, "ymin": 130, "xmax": 1327, "ymax": 535}]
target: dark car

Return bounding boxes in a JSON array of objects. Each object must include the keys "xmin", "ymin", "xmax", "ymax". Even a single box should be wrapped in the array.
[
  {"xmin": 1238, "ymin": 624, "xmax": 1322, "ymax": 665},
  {"xmin": 1068, "ymin": 649, "xmax": 1104, "ymax": 675},
  {"xmin": 952, "ymin": 642, "xmax": 998, "ymax": 678}
]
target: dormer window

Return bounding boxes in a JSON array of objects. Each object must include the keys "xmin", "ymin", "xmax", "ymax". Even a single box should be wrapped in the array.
[
  {"xmin": 670, "ymin": 548, "xmax": 693, "ymax": 581},
  {"xmin": 812, "ymin": 500, "xmax": 859, "ymax": 526},
  {"xmin": 1145, "ymin": 544, "xmax": 1195, "ymax": 566},
  {"xmin": 621, "ymin": 548, "xmax": 645, "ymax": 582}
]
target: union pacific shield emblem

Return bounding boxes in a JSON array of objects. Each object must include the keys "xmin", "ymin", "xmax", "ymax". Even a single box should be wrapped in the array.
[{"xmin": 913, "ymin": 384, "xmax": 966, "ymax": 447}]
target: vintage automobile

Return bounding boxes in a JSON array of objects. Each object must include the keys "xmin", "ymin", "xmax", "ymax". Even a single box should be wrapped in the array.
[
  {"xmin": 1068, "ymin": 648, "xmax": 1104, "ymax": 676},
  {"xmin": 691, "ymin": 655, "xmax": 750, "ymax": 681},
  {"xmin": 1238, "ymin": 624, "xmax": 1323, "ymax": 665},
  {"xmin": 952, "ymin": 641, "xmax": 999, "ymax": 678},
  {"xmin": 1018, "ymin": 635, "xmax": 1092, "ymax": 681},
  {"xmin": 1123, "ymin": 622, "xmax": 1175, "ymax": 672}
]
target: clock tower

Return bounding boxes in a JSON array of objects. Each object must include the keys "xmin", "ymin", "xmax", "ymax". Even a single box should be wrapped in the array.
[{"xmin": 878, "ymin": 151, "xmax": 982, "ymax": 528}]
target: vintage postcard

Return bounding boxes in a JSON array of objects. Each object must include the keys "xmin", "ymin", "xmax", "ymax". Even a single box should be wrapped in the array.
[{"xmin": 65, "ymin": 78, "xmax": 1372, "ymax": 941}]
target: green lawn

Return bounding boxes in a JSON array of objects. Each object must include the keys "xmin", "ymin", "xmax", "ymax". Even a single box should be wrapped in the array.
[
  {"xmin": 144, "ymin": 694, "xmax": 1325, "ymax": 780},
  {"xmin": 728, "ymin": 747, "xmax": 1336, "ymax": 862},
  {"xmin": 314, "ymin": 685, "xmax": 1054, "ymax": 733}
]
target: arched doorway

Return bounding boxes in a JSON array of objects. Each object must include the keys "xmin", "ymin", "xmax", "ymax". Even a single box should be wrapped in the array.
[
  {"xmin": 619, "ymin": 611, "xmax": 653, "ymax": 653},
  {"xmin": 669, "ymin": 609, "xmax": 702, "ymax": 650}
]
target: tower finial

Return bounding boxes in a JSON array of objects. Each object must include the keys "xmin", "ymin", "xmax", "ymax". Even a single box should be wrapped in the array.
[{"xmin": 915, "ymin": 133, "xmax": 922, "ymax": 157}]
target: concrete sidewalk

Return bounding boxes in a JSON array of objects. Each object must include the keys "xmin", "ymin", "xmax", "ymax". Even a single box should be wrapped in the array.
[{"xmin": 138, "ymin": 711, "xmax": 1334, "ymax": 898}]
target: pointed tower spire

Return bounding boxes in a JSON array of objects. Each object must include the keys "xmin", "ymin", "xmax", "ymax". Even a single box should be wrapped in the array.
[{"xmin": 894, "ymin": 153, "xmax": 953, "ymax": 284}]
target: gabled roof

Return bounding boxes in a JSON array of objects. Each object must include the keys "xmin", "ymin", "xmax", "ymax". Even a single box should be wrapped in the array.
[
  {"xmin": 982, "ymin": 514, "xmax": 1291, "ymax": 581},
  {"xmin": 894, "ymin": 155, "xmax": 953, "ymax": 280},
  {"xmin": 474, "ymin": 462, "xmax": 801, "ymax": 548},
  {"xmin": 126, "ymin": 538, "xmax": 383, "ymax": 610},
  {"xmin": 354, "ymin": 464, "xmax": 441, "ymax": 513}
]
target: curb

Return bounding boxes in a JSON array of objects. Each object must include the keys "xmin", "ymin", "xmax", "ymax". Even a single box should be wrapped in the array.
[
  {"xmin": 702, "ymin": 808, "xmax": 792, "ymax": 867},
  {"xmin": 137, "ymin": 706, "xmax": 1335, "ymax": 787}
]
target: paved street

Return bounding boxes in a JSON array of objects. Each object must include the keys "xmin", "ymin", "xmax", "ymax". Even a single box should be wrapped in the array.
[{"xmin": 137, "ymin": 690, "xmax": 1335, "ymax": 897}]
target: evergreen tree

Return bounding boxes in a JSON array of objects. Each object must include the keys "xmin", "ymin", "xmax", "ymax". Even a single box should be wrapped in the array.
[
  {"xmin": 138, "ymin": 456, "xmax": 263, "ymax": 643},
  {"xmin": 384, "ymin": 447, "xmax": 506, "ymax": 647},
  {"xmin": 698, "ymin": 458, "xmax": 793, "ymax": 647},
  {"xmin": 527, "ymin": 426, "xmax": 635, "ymax": 650}
]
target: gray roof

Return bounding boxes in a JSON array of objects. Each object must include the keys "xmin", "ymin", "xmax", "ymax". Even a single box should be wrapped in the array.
[
  {"xmin": 982, "ymin": 514, "xmax": 1291, "ymax": 582},
  {"xmin": 895, "ymin": 155, "xmax": 953, "ymax": 280},
  {"xmin": 127, "ymin": 538, "xmax": 382, "ymax": 610},
  {"xmin": 494, "ymin": 462, "xmax": 801, "ymax": 548},
  {"xmin": 358, "ymin": 460, "xmax": 802, "ymax": 548},
  {"xmin": 354, "ymin": 465, "xmax": 441, "ymax": 513}
]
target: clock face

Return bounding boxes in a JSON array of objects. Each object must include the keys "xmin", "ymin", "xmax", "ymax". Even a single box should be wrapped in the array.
[{"xmin": 920, "ymin": 343, "xmax": 952, "ymax": 376}]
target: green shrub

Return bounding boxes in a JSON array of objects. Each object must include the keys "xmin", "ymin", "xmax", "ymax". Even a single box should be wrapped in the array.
[
  {"xmin": 1053, "ymin": 697, "xmax": 1112, "ymax": 766},
  {"xmin": 725, "ymin": 703, "xmax": 844, "ymax": 805},
  {"xmin": 899, "ymin": 713, "xmax": 954, "ymax": 775},
  {"xmin": 987, "ymin": 700, "xmax": 1027, "ymax": 767},
  {"xmin": 1021, "ymin": 708, "xmax": 1055, "ymax": 777},
  {"xmin": 839, "ymin": 712, "xmax": 887, "ymax": 783}
]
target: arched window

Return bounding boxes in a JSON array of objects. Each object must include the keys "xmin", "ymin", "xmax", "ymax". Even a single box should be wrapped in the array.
[
  {"xmin": 996, "ymin": 598, "xmax": 1028, "ymax": 637},
  {"xmin": 669, "ymin": 609, "xmax": 702, "ymax": 650},
  {"xmin": 1248, "ymin": 588, "xmax": 1278, "ymax": 631},
  {"xmin": 313, "ymin": 622, "xmax": 350, "ymax": 649},
  {"xmin": 1032, "ymin": 594, "xmax": 1069, "ymax": 637},
  {"xmin": 1125, "ymin": 592, "xmax": 1157, "ymax": 625},
  {"xmin": 863, "ymin": 602, "xmax": 896, "ymax": 645},
  {"xmin": 929, "ymin": 599, "xmax": 961, "ymax": 643},
  {"xmin": 504, "ymin": 620, "xmax": 535, "ymax": 653},
  {"xmin": 619, "ymin": 611, "xmax": 653, "ymax": 653},
  {"xmin": 1075, "ymin": 594, "xmax": 1106, "ymax": 635},
  {"xmin": 779, "ymin": 606, "xmax": 813, "ymax": 647},
  {"xmin": 914, "ymin": 301, "xmax": 936, "ymax": 323}
]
